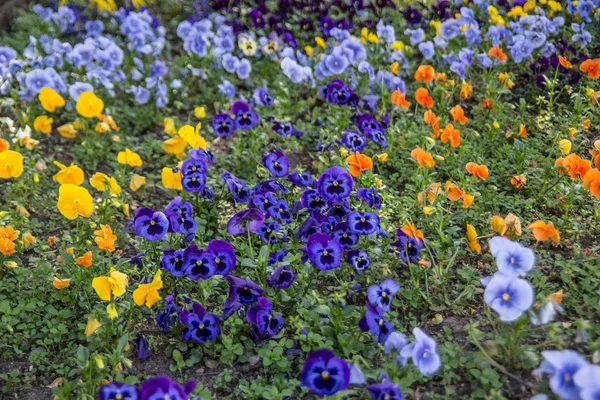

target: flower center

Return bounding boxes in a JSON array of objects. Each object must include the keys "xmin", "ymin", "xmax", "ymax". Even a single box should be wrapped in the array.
[
  {"xmin": 381, "ymin": 292, "xmax": 387, "ymax": 298},
  {"xmin": 565, "ymin": 373, "xmax": 571, "ymax": 382},
  {"xmin": 323, "ymin": 250, "xmax": 329, "ymax": 256},
  {"xmin": 321, "ymin": 371, "xmax": 330, "ymax": 380},
  {"xmin": 423, "ymin": 349, "xmax": 430, "ymax": 358},
  {"xmin": 509, "ymin": 257, "xmax": 516, "ymax": 264},
  {"xmin": 361, "ymin": 218, "xmax": 366, "ymax": 223},
  {"xmin": 502, "ymin": 293, "xmax": 510, "ymax": 301},
  {"xmin": 151, "ymin": 221, "xmax": 155, "ymax": 226},
  {"xmin": 333, "ymin": 181, "xmax": 338, "ymax": 186},
  {"xmin": 378, "ymin": 319, "xmax": 383, "ymax": 326}
]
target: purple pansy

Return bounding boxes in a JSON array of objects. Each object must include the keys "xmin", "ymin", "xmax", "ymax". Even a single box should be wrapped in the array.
[
  {"xmin": 317, "ymin": 166, "xmax": 354, "ymax": 203},
  {"xmin": 367, "ymin": 280, "xmax": 400, "ymax": 312},
  {"xmin": 139, "ymin": 376, "xmax": 196, "ymax": 400},
  {"xmin": 227, "ymin": 276, "xmax": 264, "ymax": 304},
  {"xmin": 307, "ymin": 233, "xmax": 344, "ymax": 271},
  {"xmin": 226, "ymin": 209, "xmax": 265, "ymax": 235},
  {"xmin": 179, "ymin": 303, "xmax": 220, "ymax": 343},
  {"xmin": 134, "ymin": 207, "xmax": 169, "ymax": 241},
  {"xmin": 182, "ymin": 245, "xmax": 216, "ymax": 280},
  {"xmin": 300, "ymin": 349, "xmax": 350, "ymax": 396},
  {"xmin": 262, "ymin": 149, "xmax": 290, "ymax": 178}
]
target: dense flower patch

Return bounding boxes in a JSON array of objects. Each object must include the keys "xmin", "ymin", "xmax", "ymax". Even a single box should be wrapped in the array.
[{"xmin": 0, "ymin": 0, "xmax": 599, "ymax": 399}]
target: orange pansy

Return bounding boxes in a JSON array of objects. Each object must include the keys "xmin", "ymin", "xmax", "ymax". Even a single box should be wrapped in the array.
[
  {"xmin": 414, "ymin": 65, "xmax": 435, "ymax": 82},
  {"xmin": 450, "ymin": 105, "xmax": 468, "ymax": 125},
  {"xmin": 76, "ymin": 251, "xmax": 93, "ymax": 267},
  {"xmin": 440, "ymin": 124, "xmax": 461, "ymax": 147},
  {"xmin": 94, "ymin": 224, "xmax": 117, "ymax": 252},
  {"xmin": 401, "ymin": 221, "xmax": 425, "ymax": 242},
  {"xmin": 558, "ymin": 56, "xmax": 572, "ymax": 69},
  {"xmin": 511, "ymin": 175, "xmax": 527, "ymax": 188},
  {"xmin": 580, "ymin": 58, "xmax": 600, "ymax": 79},
  {"xmin": 415, "ymin": 87, "xmax": 434, "ymax": 108},
  {"xmin": 391, "ymin": 89, "xmax": 410, "ymax": 108},
  {"xmin": 410, "ymin": 148, "xmax": 435, "ymax": 168},
  {"xmin": 583, "ymin": 168, "xmax": 600, "ymax": 198},
  {"xmin": 465, "ymin": 162, "xmax": 489, "ymax": 180},
  {"xmin": 345, "ymin": 152, "xmax": 373, "ymax": 177},
  {"xmin": 487, "ymin": 46, "xmax": 508, "ymax": 62},
  {"xmin": 527, "ymin": 220, "xmax": 560, "ymax": 245}
]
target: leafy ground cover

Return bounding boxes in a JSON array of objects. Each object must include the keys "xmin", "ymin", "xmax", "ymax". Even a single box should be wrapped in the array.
[{"xmin": 0, "ymin": 0, "xmax": 599, "ymax": 399}]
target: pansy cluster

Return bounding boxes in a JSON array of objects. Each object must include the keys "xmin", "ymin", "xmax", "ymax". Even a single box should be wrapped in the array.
[
  {"xmin": 99, "ymin": 376, "xmax": 198, "ymax": 400},
  {"xmin": 0, "ymin": 4, "xmax": 173, "ymax": 107}
]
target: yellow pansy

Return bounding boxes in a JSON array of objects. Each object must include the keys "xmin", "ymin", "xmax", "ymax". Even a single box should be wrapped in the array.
[
  {"xmin": 57, "ymin": 184, "xmax": 94, "ymax": 220},
  {"xmin": 90, "ymin": 172, "xmax": 122, "ymax": 195},
  {"xmin": 423, "ymin": 206, "xmax": 435, "ymax": 215},
  {"xmin": 162, "ymin": 167, "xmax": 182, "ymax": 190},
  {"xmin": 390, "ymin": 62, "xmax": 400, "ymax": 75},
  {"xmin": 466, "ymin": 224, "xmax": 481, "ymax": 253},
  {"xmin": 178, "ymin": 125, "xmax": 207, "ymax": 149},
  {"xmin": 377, "ymin": 153, "xmax": 389, "ymax": 162},
  {"xmin": 547, "ymin": 0, "xmax": 562, "ymax": 11},
  {"xmin": 523, "ymin": 0, "xmax": 536, "ymax": 12},
  {"xmin": 0, "ymin": 150, "xmax": 23, "ymax": 179},
  {"xmin": 107, "ymin": 304, "xmax": 118, "ymax": 320},
  {"xmin": 491, "ymin": 215, "xmax": 508, "ymax": 235},
  {"xmin": 390, "ymin": 41, "xmax": 403, "ymax": 53},
  {"xmin": 305, "ymin": 46, "xmax": 314, "ymax": 57},
  {"xmin": 92, "ymin": 267, "xmax": 128, "ymax": 301},
  {"xmin": 117, "ymin": 148, "xmax": 143, "ymax": 167},
  {"xmin": 0, "ymin": 137, "xmax": 9, "ymax": 152},
  {"xmin": 84, "ymin": 318, "xmax": 102, "ymax": 337},
  {"xmin": 194, "ymin": 107, "xmax": 206, "ymax": 119},
  {"xmin": 164, "ymin": 117, "xmax": 177, "ymax": 135},
  {"xmin": 21, "ymin": 232, "xmax": 36, "ymax": 247},
  {"xmin": 33, "ymin": 115, "xmax": 53, "ymax": 134},
  {"xmin": 76, "ymin": 92, "xmax": 104, "ymax": 119},
  {"xmin": 163, "ymin": 136, "xmax": 187, "ymax": 156},
  {"xmin": 53, "ymin": 161, "xmax": 85, "ymax": 185},
  {"xmin": 430, "ymin": 20, "xmax": 442, "ymax": 35},
  {"xmin": 559, "ymin": 139, "xmax": 572, "ymax": 155},
  {"xmin": 129, "ymin": 174, "xmax": 146, "ymax": 191},
  {"xmin": 367, "ymin": 32, "xmax": 379, "ymax": 44},
  {"xmin": 315, "ymin": 37, "xmax": 326, "ymax": 49},
  {"xmin": 38, "ymin": 87, "xmax": 65, "ymax": 112},
  {"xmin": 57, "ymin": 123, "xmax": 77, "ymax": 139},
  {"xmin": 460, "ymin": 80, "xmax": 473, "ymax": 100},
  {"xmin": 133, "ymin": 270, "xmax": 163, "ymax": 308}
]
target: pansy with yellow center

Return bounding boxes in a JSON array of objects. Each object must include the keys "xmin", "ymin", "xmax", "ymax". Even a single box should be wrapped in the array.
[
  {"xmin": 53, "ymin": 161, "xmax": 85, "ymax": 186},
  {"xmin": 90, "ymin": 172, "xmax": 121, "ymax": 195},
  {"xmin": 57, "ymin": 184, "xmax": 94, "ymax": 220},
  {"xmin": 0, "ymin": 150, "xmax": 23, "ymax": 179},
  {"xmin": 133, "ymin": 270, "xmax": 163, "ymax": 308},
  {"xmin": 117, "ymin": 148, "xmax": 143, "ymax": 167},
  {"xmin": 38, "ymin": 87, "xmax": 65, "ymax": 112},
  {"xmin": 162, "ymin": 167, "xmax": 183, "ymax": 190},
  {"xmin": 33, "ymin": 115, "xmax": 53, "ymax": 134},
  {"xmin": 92, "ymin": 267, "xmax": 128, "ymax": 301},
  {"xmin": 57, "ymin": 123, "xmax": 77, "ymax": 139},
  {"xmin": 76, "ymin": 92, "xmax": 104, "ymax": 119}
]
